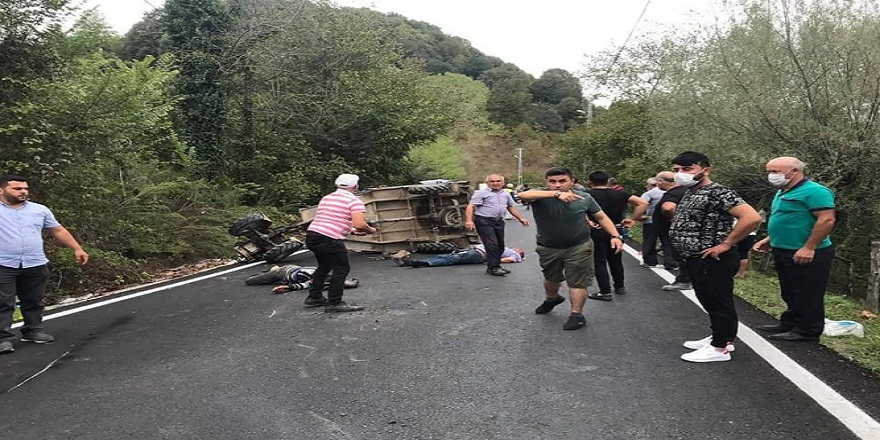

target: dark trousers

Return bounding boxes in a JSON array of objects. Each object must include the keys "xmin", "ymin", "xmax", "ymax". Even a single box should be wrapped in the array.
[
  {"xmin": 773, "ymin": 246, "xmax": 834, "ymax": 337},
  {"xmin": 641, "ymin": 223, "xmax": 660, "ymax": 266},
  {"xmin": 305, "ymin": 232, "xmax": 350, "ymax": 304},
  {"xmin": 658, "ymin": 227, "xmax": 689, "ymax": 282},
  {"xmin": 593, "ymin": 233, "xmax": 624, "ymax": 292},
  {"xmin": 474, "ymin": 216, "xmax": 505, "ymax": 269},
  {"xmin": 685, "ymin": 251, "xmax": 739, "ymax": 348},
  {"xmin": 0, "ymin": 264, "xmax": 50, "ymax": 342}
]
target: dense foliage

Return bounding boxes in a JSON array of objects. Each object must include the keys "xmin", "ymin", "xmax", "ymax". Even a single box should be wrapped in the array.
[
  {"xmin": 0, "ymin": 0, "xmax": 574, "ymax": 297},
  {"xmin": 564, "ymin": 0, "xmax": 880, "ymax": 299}
]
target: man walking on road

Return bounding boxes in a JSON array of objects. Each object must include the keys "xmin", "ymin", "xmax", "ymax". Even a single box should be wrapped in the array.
[
  {"xmin": 518, "ymin": 167, "xmax": 623, "ymax": 330},
  {"xmin": 668, "ymin": 153, "xmax": 761, "ymax": 363},
  {"xmin": 305, "ymin": 173, "xmax": 377, "ymax": 313},
  {"xmin": 586, "ymin": 170, "xmax": 648, "ymax": 301},
  {"xmin": 752, "ymin": 157, "xmax": 835, "ymax": 342},
  {"xmin": 0, "ymin": 175, "xmax": 89, "ymax": 354},
  {"xmin": 465, "ymin": 174, "xmax": 529, "ymax": 276}
]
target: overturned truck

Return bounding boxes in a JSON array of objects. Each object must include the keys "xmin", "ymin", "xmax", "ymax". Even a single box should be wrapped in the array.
[{"xmin": 299, "ymin": 180, "xmax": 480, "ymax": 253}]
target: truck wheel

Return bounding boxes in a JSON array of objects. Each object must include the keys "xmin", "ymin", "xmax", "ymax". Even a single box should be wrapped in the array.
[
  {"xmin": 263, "ymin": 240, "xmax": 304, "ymax": 263},
  {"xmin": 415, "ymin": 242, "xmax": 459, "ymax": 253},
  {"xmin": 438, "ymin": 207, "xmax": 463, "ymax": 227},
  {"xmin": 406, "ymin": 184, "xmax": 451, "ymax": 195},
  {"xmin": 228, "ymin": 213, "xmax": 271, "ymax": 236}
]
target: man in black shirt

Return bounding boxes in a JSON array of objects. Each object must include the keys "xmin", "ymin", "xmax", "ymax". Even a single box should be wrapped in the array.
[
  {"xmin": 669, "ymin": 152, "xmax": 761, "ymax": 363},
  {"xmin": 586, "ymin": 171, "xmax": 648, "ymax": 301}
]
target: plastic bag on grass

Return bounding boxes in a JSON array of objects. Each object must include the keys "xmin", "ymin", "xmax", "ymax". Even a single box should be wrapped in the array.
[{"xmin": 823, "ymin": 319, "xmax": 865, "ymax": 337}]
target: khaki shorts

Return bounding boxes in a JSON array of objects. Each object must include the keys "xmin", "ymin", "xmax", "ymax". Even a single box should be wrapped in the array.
[{"xmin": 536, "ymin": 241, "xmax": 595, "ymax": 288}]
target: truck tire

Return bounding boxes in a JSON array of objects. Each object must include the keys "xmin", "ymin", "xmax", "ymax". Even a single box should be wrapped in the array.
[
  {"xmin": 438, "ymin": 207, "xmax": 463, "ymax": 227},
  {"xmin": 415, "ymin": 242, "xmax": 459, "ymax": 253},
  {"xmin": 263, "ymin": 240, "xmax": 304, "ymax": 263},
  {"xmin": 405, "ymin": 184, "xmax": 451, "ymax": 195},
  {"xmin": 228, "ymin": 213, "xmax": 271, "ymax": 236}
]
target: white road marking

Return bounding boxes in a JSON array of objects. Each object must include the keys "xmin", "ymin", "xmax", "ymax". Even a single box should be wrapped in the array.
[
  {"xmin": 623, "ymin": 243, "xmax": 880, "ymax": 439},
  {"xmin": 12, "ymin": 249, "xmax": 311, "ymax": 329}
]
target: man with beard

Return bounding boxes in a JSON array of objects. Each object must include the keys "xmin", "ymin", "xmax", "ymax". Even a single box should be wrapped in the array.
[
  {"xmin": 0, "ymin": 175, "xmax": 89, "ymax": 354},
  {"xmin": 518, "ymin": 167, "xmax": 622, "ymax": 330},
  {"xmin": 668, "ymin": 153, "xmax": 761, "ymax": 363}
]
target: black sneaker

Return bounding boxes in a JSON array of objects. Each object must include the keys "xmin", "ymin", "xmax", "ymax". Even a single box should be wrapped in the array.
[
  {"xmin": 303, "ymin": 296, "xmax": 328, "ymax": 307},
  {"xmin": 325, "ymin": 301, "xmax": 365, "ymax": 313},
  {"xmin": 410, "ymin": 260, "xmax": 430, "ymax": 268},
  {"xmin": 588, "ymin": 292, "xmax": 613, "ymax": 301},
  {"xmin": 614, "ymin": 287, "xmax": 627, "ymax": 295},
  {"xmin": 563, "ymin": 313, "xmax": 586, "ymax": 330},
  {"xmin": 487, "ymin": 267, "xmax": 506, "ymax": 276},
  {"xmin": 535, "ymin": 295, "xmax": 566, "ymax": 314},
  {"xmin": 0, "ymin": 340, "xmax": 13, "ymax": 353},
  {"xmin": 21, "ymin": 331, "xmax": 55, "ymax": 344}
]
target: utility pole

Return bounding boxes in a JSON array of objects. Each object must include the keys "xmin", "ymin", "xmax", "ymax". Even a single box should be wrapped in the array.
[{"xmin": 515, "ymin": 148, "xmax": 524, "ymax": 187}]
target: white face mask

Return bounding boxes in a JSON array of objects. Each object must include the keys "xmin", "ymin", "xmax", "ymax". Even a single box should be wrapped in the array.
[
  {"xmin": 674, "ymin": 172, "xmax": 702, "ymax": 188},
  {"xmin": 767, "ymin": 173, "xmax": 791, "ymax": 187}
]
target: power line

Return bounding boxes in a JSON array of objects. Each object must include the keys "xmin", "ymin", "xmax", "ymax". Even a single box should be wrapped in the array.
[{"xmin": 606, "ymin": 0, "xmax": 652, "ymax": 72}]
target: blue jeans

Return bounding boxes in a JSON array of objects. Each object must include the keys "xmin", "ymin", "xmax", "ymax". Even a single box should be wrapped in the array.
[
  {"xmin": 423, "ymin": 250, "xmax": 485, "ymax": 266},
  {"xmin": 0, "ymin": 264, "xmax": 50, "ymax": 342}
]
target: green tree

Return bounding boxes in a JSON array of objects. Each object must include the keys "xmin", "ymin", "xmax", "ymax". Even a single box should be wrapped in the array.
[
  {"xmin": 121, "ymin": 10, "xmax": 165, "ymax": 61},
  {"xmin": 162, "ymin": 0, "xmax": 233, "ymax": 181},
  {"xmin": 482, "ymin": 63, "xmax": 534, "ymax": 127},
  {"xmin": 530, "ymin": 68, "xmax": 583, "ymax": 104}
]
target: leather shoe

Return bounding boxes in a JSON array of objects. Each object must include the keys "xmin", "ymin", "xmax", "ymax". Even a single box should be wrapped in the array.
[
  {"xmin": 767, "ymin": 331, "xmax": 819, "ymax": 342},
  {"xmin": 756, "ymin": 324, "xmax": 790, "ymax": 333},
  {"xmin": 487, "ymin": 267, "xmax": 506, "ymax": 276}
]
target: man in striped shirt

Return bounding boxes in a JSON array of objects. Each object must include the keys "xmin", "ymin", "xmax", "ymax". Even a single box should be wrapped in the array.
[{"xmin": 305, "ymin": 174, "xmax": 376, "ymax": 312}]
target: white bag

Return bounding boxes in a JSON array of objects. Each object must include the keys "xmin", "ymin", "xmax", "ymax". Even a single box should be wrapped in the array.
[{"xmin": 823, "ymin": 319, "xmax": 865, "ymax": 337}]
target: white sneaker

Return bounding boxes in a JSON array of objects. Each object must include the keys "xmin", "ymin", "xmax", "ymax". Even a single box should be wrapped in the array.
[
  {"xmin": 681, "ymin": 345, "xmax": 731, "ymax": 363},
  {"xmin": 682, "ymin": 335, "xmax": 735, "ymax": 352}
]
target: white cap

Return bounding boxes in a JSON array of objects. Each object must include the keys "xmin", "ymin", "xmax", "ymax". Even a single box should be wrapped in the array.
[{"xmin": 335, "ymin": 173, "xmax": 359, "ymax": 188}]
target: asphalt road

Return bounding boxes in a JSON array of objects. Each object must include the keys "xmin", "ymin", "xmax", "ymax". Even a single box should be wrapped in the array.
[{"xmin": 2, "ymin": 210, "xmax": 880, "ymax": 440}]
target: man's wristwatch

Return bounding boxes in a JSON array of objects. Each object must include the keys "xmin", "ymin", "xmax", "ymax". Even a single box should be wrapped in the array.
[{"xmin": 611, "ymin": 236, "xmax": 623, "ymax": 240}]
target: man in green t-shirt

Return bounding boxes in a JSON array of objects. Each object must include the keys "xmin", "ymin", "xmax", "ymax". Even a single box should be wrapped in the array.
[
  {"xmin": 753, "ymin": 157, "xmax": 836, "ymax": 342},
  {"xmin": 517, "ymin": 167, "xmax": 622, "ymax": 331}
]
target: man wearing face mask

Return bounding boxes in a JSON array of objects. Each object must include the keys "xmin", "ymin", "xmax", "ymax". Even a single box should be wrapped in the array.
[
  {"xmin": 668, "ymin": 152, "xmax": 761, "ymax": 363},
  {"xmin": 752, "ymin": 157, "xmax": 835, "ymax": 342}
]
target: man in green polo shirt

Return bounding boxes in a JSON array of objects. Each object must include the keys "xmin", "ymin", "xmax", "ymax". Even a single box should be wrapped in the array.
[{"xmin": 753, "ymin": 157, "xmax": 836, "ymax": 342}]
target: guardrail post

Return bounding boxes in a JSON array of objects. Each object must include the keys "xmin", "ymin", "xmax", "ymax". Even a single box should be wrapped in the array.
[{"xmin": 869, "ymin": 240, "xmax": 880, "ymax": 311}]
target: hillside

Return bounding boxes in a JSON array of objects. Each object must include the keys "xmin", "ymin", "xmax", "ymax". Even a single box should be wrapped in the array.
[{"xmin": 458, "ymin": 130, "xmax": 557, "ymax": 187}]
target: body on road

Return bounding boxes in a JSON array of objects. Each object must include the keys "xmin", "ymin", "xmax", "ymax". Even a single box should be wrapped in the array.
[{"xmin": 395, "ymin": 244, "xmax": 524, "ymax": 268}]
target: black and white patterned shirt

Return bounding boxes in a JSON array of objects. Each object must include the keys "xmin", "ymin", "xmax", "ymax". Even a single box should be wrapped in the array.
[{"xmin": 670, "ymin": 183, "xmax": 745, "ymax": 258}]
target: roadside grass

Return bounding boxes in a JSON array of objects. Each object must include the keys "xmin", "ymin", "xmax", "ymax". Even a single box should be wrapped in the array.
[{"xmin": 735, "ymin": 268, "xmax": 880, "ymax": 375}]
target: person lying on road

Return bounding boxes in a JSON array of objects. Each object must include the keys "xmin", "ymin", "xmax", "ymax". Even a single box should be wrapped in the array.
[{"xmin": 392, "ymin": 244, "xmax": 524, "ymax": 268}]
